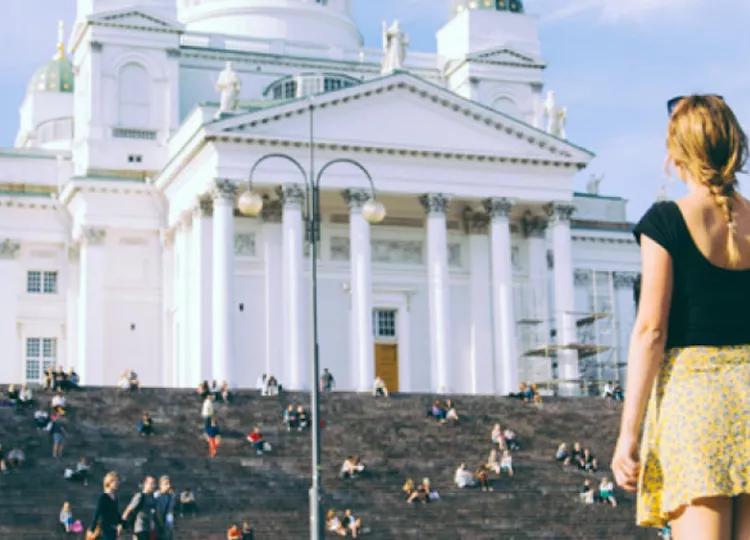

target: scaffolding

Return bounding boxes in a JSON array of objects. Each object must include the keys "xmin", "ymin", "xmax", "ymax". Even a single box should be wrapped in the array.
[{"xmin": 514, "ymin": 269, "xmax": 624, "ymax": 395}]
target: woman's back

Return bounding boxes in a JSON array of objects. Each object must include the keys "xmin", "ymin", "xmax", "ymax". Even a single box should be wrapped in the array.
[{"xmin": 634, "ymin": 196, "xmax": 750, "ymax": 349}]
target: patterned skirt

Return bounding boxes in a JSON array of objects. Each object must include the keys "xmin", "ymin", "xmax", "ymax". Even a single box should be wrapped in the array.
[{"xmin": 637, "ymin": 345, "xmax": 750, "ymax": 528}]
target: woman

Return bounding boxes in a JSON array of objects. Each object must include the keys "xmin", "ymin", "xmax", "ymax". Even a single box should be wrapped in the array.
[
  {"xmin": 599, "ymin": 477, "xmax": 617, "ymax": 507},
  {"xmin": 205, "ymin": 417, "xmax": 221, "ymax": 458},
  {"xmin": 611, "ymin": 95, "xmax": 750, "ymax": 537},
  {"xmin": 325, "ymin": 510, "xmax": 347, "ymax": 537},
  {"xmin": 486, "ymin": 449, "xmax": 501, "ymax": 475},
  {"xmin": 490, "ymin": 423, "xmax": 505, "ymax": 448},
  {"xmin": 59, "ymin": 501, "xmax": 74, "ymax": 532},
  {"xmin": 500, "ymin": 450, "xmax": 514, "ymax": 477},
  {"xmin": 90, "ymin": 471, "xmax": 123, "ymax": 540},
  {"xmin": 555, "ymin": 442, "xmax": 568, "ymax": 463}
]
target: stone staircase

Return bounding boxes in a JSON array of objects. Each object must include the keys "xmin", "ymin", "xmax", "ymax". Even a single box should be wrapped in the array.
[{"xmin": 0, "ymin": 387, "xmax": 652, "ymax": 539}]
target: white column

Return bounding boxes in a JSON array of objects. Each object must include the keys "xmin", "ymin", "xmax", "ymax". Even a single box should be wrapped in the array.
[
  {"xmin": 261, "ymin": 200, "xmax": 283, "ymax": 378},
  {"xmin": 0, "ymin": 239, "xmax": 21, "ymax": 384},
  {"xmin": 344, "ymin": 189, "xmax": 375, "ymax": 392},
  {"xmin": 211, "ymin": 180, "xmax": 237, "ymax": 385},
  {"xmin": 420, "ymin": 193, "xmax": 451, "ymax": 393},
  {"xmin": 191, "ymin": 198, "xmax": 213, "ymax": 383},
  {"xmin": 546, "ymin": 202, "xmax": 579, "ymax": 388},
  {"xmin": 65, "ymin": 246, "xmax": 80, "ymax": 373},
  {"xmin": 485, "ymin": 198, "xmax": 518, "ymax": 396},
  {"xmin": 521, "ymin": 212, "xmax": 552, "ymax": 381},
  {"xmin": 280, "ymin": 184, "xmax": 306, "ymax": 390},
  {"xmin": 463, "ymin": 210, "xmax": 493, "ymax": 394},
  {"xmin": 177, "ymin": 213, "xmax": 193, "ymax": 387},
  {"xmin": 160, "ymin": 229, "xmax": 175, "ymax": 387},
  {"xmin": 77, "ymin": 227, "xmax": 107, "ymax": 386}
]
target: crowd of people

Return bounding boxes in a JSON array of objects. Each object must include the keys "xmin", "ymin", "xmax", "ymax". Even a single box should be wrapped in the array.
[
  {"xmin": 326, "ymin": 508, "xmax": 362, "ymax": 537},
  {"xmin": 426, "ymin": 399, "xmax": 460, "ymax": 424}
]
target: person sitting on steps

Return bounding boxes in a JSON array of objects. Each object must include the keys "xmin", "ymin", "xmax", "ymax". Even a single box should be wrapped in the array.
[
  {"xmin": 197, "ymin": 381, "xmax": 210, "ymax": 400},
  {"xmin": 372, "ymin": 376, "xmax": 389, "ymax": 397},
  {"xmin": 137, "ymin": 412, "xmax": 154, "ymax": 436},
  {"xmin": 503, "ymin": 427, "xmax": 520, "ymax": 451},
  {"xmin": 296, "ymin": 405, "xmax": 309, "ymax": 431},
  {"xmin": 500, "ymin": 450, "xmax": 514, "ymax": 477},
  {"xmin": 339, "ymin": 455, "xmax": 365, "ymax": 479},
  {"xmin": 283, "ymin": 404, "xmax": 298, "ymax": 431},
  {"xmin": 344, "ymin": 509, "xmax": 362, "ymax": 538},
  {"xmin": 555, "ymin": 442, "xmax": 569, "ymax": 463},
  {"xmin": 246, "ymin": 426, "xmax": 267, "ymax": 455},
  {"xmin": 475, "ymin": 464, "xmax": 493, "ymax": 492},
  {"xmin": 445, "ymin": 400, "xmax": 459, "ymax": 423},
  {"xmin": 325, "ymin": 510, "xmax": 347, "ymax": 537},
  {"xmin": 178, "ymin": 488, "xmax": 197, "ymax": 517},
  {"xmin": 428, "ymin": 400, "xmax": 447, "ymax": 423},
  {"xmin": 486, "ymin": 449, "xmax": 501, "ymax": 475},
  {"xmin": 454, "ymin": 463, "xmax": 475, "ymax": 488}
]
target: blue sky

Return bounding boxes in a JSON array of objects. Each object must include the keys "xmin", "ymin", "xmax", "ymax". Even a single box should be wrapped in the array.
[{"xmin": 3, "ymin": 0, "xmax": 749, "ymax": 220}]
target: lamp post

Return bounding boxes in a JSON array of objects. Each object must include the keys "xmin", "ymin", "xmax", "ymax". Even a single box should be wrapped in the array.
[{"xmin": 241, "ymin": 103, "xmax": 385, "ymax": 540}]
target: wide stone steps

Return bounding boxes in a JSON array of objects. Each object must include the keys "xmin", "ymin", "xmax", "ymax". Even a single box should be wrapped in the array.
[{"xmin": 0, "ymin": 387, "xmax": 652, "ymax": 538}]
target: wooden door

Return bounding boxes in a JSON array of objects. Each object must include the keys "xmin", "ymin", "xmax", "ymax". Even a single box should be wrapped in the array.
[{"xmin": 375, "ymin": 344, "xmax": 399, "ymax": 393}]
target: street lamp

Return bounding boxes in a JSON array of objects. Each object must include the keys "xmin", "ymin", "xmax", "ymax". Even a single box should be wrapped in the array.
[{"xmin": 241, "ymin": 103, "xmax": 385, "ymax": 540}]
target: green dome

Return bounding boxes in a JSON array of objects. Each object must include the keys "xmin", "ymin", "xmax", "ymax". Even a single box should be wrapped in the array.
[
  {"xmin": 455, "ymin": 0, "xmax": 524, "ymax": 13},
  {"xmin": 29, "ymin": 55, "xmax": 74, "ymax": 94}
]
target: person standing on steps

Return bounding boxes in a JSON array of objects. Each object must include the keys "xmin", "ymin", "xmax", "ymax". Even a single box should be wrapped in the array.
[
  {"xmin": 89, "ymin": 471, "xmax": 124, "ymax": 540},
  {"xmin": 155, "ymin": 475, "xmax": 176, "ymax": 540},
  {"xmin": 123, "ymin": 475, "xmax": 158, "ymax": 540},
  {"xmin": 48, "ymin": 413, "xmax": 66, "ymax": 458},
  {"xmin": 201, "ymin": 394, "xmax": 215, "ymax": 430},
  {"xmin": 611, "ymin": 95, "xmax": 750, "ymax": 537},
  {"xmin": 205, "ymin": 416, "xmax": 221, "ymax": 459},
  {"xmin": 320, "ymin": 368, "xmax": 335, "ymax": 393}
]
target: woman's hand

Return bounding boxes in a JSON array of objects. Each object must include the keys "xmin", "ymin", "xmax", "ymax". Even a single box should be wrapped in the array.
[{"xmin": 611, "ymin": 433, "xmax": 640, "ymax": 493}]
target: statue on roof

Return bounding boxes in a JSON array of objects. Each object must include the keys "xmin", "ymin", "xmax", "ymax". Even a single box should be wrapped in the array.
[
  {"xmin": 544, "ymin": 90, "xmax": 567, "ymax": 139},
  {"xmin": 586, "ymin": 174, "xmax": 604, "ymax": 195},
  {"xmin": 216, "ymin": 61, "xmax": 241, "ymax": 115},
  {"xmin": 381, "ymin": 20, "xmax": 409, "ymax": 75}
]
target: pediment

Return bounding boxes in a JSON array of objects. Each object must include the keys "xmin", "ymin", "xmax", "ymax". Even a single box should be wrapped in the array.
[
  {"xmin": 209, "ymin": 73, "xmax": 592, "ymax": 166},
  {"xmin": 466, "ymin": 47, "xmax": 545, "ymax": 68},
  {"xmin": 89, "ymin": 9, "xmax": 183, "ymax": 32}
]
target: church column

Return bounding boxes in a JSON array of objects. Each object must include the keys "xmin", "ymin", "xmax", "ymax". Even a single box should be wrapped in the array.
[
  {"xmin": 344, "ymin": 189, "xmax": 374, "ymax": 392},
  {"xmin": 211, "ymin": 180, "xmax": 237, "ymax": 385},
  {"xmin": 77, "ymin": 227, "xmax": 107, "ymax": 386},
  {"xmin": 160, "ymin": 229, "xmax": 175, "ymax": 387},
  {"xmin": 463, "ymin": 210, "xmax": 493, "ymax": 394},
  {"xmin": 420, "ymin": 193, "xmax": 451, "ymax": 393},
  {"xmin": 261, "ymin": 199, "xmax": 283, "ymax": 378},
  {"xmin": 191, "ymin": 197, "xmax": 213, "ymax": 382},
  {"xmin": 0, "ymin": 239, "xmax": 21, "ymax": 383},
  {"xmin": 546, "ymin": 202, "xmax": 579, "ymax": 390},
  {"xmin": 176, "ymin": 212, "xmax": 193, "ymax": 387},
  {"xmin": 280, "ymin": 184, "xmax": 306, "ymax": 390},
  {"xmin": 485, "ymin": 198, "xmax": 518, "ymax": 395},
  {"xmin": 522, "ymin": 212, "xmax": 551, "ymax": 380},
  {"xmin": 65, "ymin": 245, "xmax": 80, "ymax": 374}
]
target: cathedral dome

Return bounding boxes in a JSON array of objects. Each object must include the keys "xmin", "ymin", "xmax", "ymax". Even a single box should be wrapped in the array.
[
  {"xmin": 28, "ymin": 46, "xmax": 74, "ymax": 94},
  {"xmin": 178, "ymin": 0, "xmax": 362, "ymax": 51}
]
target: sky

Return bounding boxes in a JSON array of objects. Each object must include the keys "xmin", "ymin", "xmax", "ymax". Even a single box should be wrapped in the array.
[{"xmin": 2, "ymin": 0, "xmax": 749, "ymax": 221}]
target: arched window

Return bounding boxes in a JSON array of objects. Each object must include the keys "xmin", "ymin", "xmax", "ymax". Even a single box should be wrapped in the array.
[
  {"xmin": 492, "ymin": 96, "xmax": 521, "ymax": 118},
  {"xmin": 118, "ymin": 63, "xmax": 151, "ymax": 128}
]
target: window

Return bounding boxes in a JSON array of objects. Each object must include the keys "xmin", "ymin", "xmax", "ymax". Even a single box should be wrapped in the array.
[
  {"xmin": 43, "ymin": 271, "xmax": 58, "ymax": 294},
  {"xmin": 119, "ymin": 63, "xmax": 151, "ymax": 128},
  {"xmin": 25, "ymin": 337, "xmax": 56, "ymax": 382},
  {"xmin": 373, "ymin": 309, "xmax": 397, "ymax": 339},
  {"xmin": 27, "ymin": 271, "xmax": 41, "ymax": 293},
  {"xmin": 27, "ymin": 271, "xmax": 57, "ymax": 294}
]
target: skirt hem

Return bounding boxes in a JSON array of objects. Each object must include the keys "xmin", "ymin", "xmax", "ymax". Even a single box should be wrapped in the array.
[{"xmin": 637, "ymin": 487, "xmax": 750, "ymax": 528}]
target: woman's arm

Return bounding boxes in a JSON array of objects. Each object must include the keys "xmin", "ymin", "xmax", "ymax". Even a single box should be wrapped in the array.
[{"xmin": 612, "ymin": 235, "xmax": 673, "ymax": 492}]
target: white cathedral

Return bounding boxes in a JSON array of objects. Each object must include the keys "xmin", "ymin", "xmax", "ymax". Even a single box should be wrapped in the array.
[{"xmin": 0, "ymin": 0, "xmax": 641, "ymax": 394}]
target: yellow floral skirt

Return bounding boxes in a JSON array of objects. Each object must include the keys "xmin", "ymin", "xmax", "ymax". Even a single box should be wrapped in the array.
[{"xmin": 637, "ymin": 345, "xmax": 750, "ymax": 528}]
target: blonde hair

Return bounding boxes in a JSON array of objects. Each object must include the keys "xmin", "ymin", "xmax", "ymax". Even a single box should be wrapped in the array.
[
  {"xmin": 103, "ymin": 471, "xmax": 119, "ymax": 491},
  {"xmin": 667, "ymin": 95, "xmax": 749, "ymax": 266}
]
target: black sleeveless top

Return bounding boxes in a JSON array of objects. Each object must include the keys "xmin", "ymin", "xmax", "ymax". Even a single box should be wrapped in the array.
[{"xmin": 633, "ymin": 201, "xmax": 750, "ymax": 350}]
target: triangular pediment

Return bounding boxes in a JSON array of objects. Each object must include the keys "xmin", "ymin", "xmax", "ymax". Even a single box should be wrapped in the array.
[
  {"xmin": 466, "ymin": 47, "xmax": 545, "ymax": 68},
  {"xmin": 208, "ymin": 73, "xmax": 592, "ymax": 166},
  {"xmin": 89, "ymin": 9, "xmax": 183, "ymax": 32}
]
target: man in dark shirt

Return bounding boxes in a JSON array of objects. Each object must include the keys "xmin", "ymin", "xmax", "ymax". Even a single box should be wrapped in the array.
[{"xmin": 320, "ymin": 368, "xmax": 335, "ymax": 392}]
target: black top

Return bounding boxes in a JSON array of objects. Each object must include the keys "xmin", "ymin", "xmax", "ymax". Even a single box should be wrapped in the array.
[
  {"xmin": 90, "ymin": 492, "xmax": 122, "ymax": 533},
  {"xmin": 633, "ymin": 201, "xmax": 750, "ymax": 349}
]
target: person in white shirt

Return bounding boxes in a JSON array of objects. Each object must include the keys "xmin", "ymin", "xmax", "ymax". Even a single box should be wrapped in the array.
[
  {"xmin": 326, "ymin": 510, "xmax": 347, "ymax": 537},
  {"xmin": 201, "ymin": 395, "xmax": 214, "ymax": 429},
  {"xmin": 454, "ymin": 463, "xmax": 476, "ymax": 488},
  {"xmin": 372, "ymin": 376, "xmax": 389, "ymax": 397},
  {"xmin": 51, "ymin": 392, "xmax": 66, "ymax": 413},
  {"xmin": 256, "ymin": 373, "xmax": 267, "ymax": 393}
]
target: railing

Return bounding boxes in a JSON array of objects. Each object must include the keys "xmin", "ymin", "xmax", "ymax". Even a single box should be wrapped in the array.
[{"xmin": 112, "ymin": 127, "xmax": 157, "ymax": 140}]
